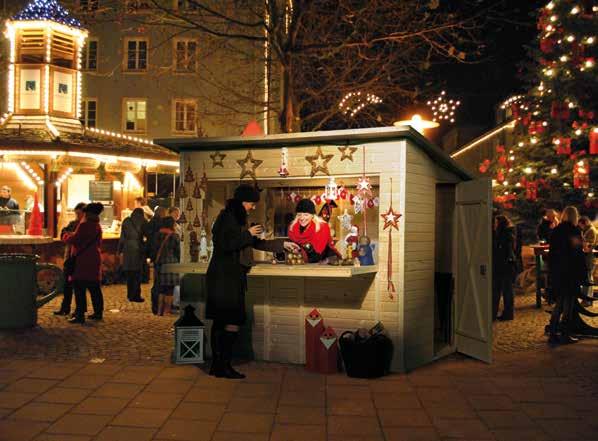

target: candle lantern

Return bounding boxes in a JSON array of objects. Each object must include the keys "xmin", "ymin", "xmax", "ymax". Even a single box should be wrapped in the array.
[
  {"xmin": 173, "ymin": 305, "xmax": 205, "ymax": 364},
  {"xmin": 324, "ymin": 176, "xmax": 338, "ymax": 201}
]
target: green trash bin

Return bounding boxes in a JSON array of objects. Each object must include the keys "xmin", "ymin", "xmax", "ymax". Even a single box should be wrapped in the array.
[{"xmin": 0, "ymin": 254, "xmax": 64, "ymax": 329}]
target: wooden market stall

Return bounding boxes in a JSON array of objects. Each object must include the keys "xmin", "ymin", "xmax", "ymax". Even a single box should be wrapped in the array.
[{"xmin": 157, "ymin": 126, "xmax": 493, "ymax": 372}]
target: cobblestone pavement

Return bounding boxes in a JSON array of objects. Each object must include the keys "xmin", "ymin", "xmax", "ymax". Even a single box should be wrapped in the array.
[{"xmin": 1, "ymin": 284, "xmax": 598, "ymax": 441}]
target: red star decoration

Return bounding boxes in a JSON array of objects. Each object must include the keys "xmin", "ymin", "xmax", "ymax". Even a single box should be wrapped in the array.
[{"xmin": 381, "ymin": 206, "xmax": 401, "ymax": 231}]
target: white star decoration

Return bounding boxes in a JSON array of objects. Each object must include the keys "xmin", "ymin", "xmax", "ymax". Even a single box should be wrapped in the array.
[
  {"xmin": 381, "ymin": 206, "xmax": 401, "ymax": 230},
  {"xmin": 356, "ymin": 176, "xmax": 372, "ymax": 196},
  {"xmin": 337, "ymin": 209, "xmax": 353, "ymax": 230}
]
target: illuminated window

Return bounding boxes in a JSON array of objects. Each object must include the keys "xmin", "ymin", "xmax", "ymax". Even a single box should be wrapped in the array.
[
  {"xmin": 124, "ymin": 39, "xmax": 148, "ymax": 71},
  {"xmin": 174, "ymin": 39, "xmax": 197, "ymax": 73},
  {"xmin": 173, "ymin": 99, "xmax": 197, "ymax": 134},
  {"xmin": 124, "ymin": 99, "xmax": 147, "ymax": 132},
  {"xmin": 82, "ymin": 39, "xmax": 98, "ymax": 71},
  {"xmin": 81, "ymin": 99, "xmax": 97, "ymax": 128}
]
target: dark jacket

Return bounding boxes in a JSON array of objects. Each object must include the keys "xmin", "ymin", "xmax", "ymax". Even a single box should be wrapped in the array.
[
  {"xmin": 143, "ymin": 215, "xmax": 162, "ymax": 262},
  {"xmin": 65, "ymin": 217, "xmax": 102, "ymax": 282},
  {"xmin": 548, "ymin": 221, "xmax": 586, "ymax": 288},
  {"xmin": 154, "ymin": 227, "xmax": 181, "ymax": 287},
  {"xmin": 61, "ymin": 219, "xmax": 80, "ymax": 260},
  {"xmin": 118, "ymin": 215, "xmax": 147, "ymax": 271},
  {"xmin": 206, "ymin": 199, "xmax": 284, "ymax": 324},
  {"xmin": 493, "ymin": 226, "xmax": 516, "ymax": 277},
  {"xmin": 537, "ymin": 218, "xmax": 554, "ymax": 242}
]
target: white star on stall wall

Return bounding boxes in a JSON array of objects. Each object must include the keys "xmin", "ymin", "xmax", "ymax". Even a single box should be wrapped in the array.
[
  {"xmin": 381, "ymin": 206, "xmax": 401, "ymax": 231},
  {"xmin": 356, "ymin": 176, "xmax": 372, "ymax": 196},
  {"xmin": 337, "ymin": 209, "xmax": 353, "ymax": 230}
]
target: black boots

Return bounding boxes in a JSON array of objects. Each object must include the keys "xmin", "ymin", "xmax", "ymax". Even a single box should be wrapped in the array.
[{"xmin": 209, "ymin": 329, "xmax": 245, "ymax": 379}]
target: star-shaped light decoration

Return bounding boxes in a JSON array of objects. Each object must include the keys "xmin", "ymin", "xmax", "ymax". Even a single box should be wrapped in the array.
[
  {"xmin": 237, "ymin": 150, "xmax": 263, "ymax": 181},
  {"xmin": 356, "ymin": 176, "xmax": 372, "ymax": 197},
  {"xmin": 305, "ymin": 146, "xmax": 334, "ymax": 177},
  {"xmin": 210, "ymin": 151, "xmax": 226, "ymax": 168},
  {"xmin": 381, "ymin": 206, "xmax": 401, "ymax": 231},
  {"xmin": 338, "ymin": 146, "xmax": 358, "ymax": 162},
  {"xmin": 337, "ymin": 209, "xmax": 353, "ymax": 230}
]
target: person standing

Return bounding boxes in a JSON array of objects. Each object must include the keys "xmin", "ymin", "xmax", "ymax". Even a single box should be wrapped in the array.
[
  {"xmin": 134, "ymin": 196, "xmax": 154, "ymax": 220},
  {"xmin": 0, "ymin": 185, "xmax": 20, "ymax": 233},
  {"xmin": 206, "ymin": 185, "xmax": 299, "ymax": 379},
  {"xmin": 144, "ymin": 206, "xmax": 167, "ymax": 314},
  {"xmin": 537, "ymin": 209, "xmax": 559, "ymax": 242},
  {"xmin": 168, "ymin": 206, "xmax": 182, "ymax": 236},
  {"xmin": 547, "ymin": 206, "xmax": 585, "ymax": 344},
  {"xmin": 492, "ymin": 215, "xmax": 516, "ymax": 321},
  {"xmin": 153, "ymin": 216, "xmax": 180, "ymax": 315},
  {"xmin": 64, "ymin": 203, "xmax": 105, "ymax": 324},
  {"xmin": 54, "ymin": 202, "xmax": 86, "ymax": 316},
  {"xmin": 579, "ymin": 216, "xmax": 597, "ymax": 306},
  {"xmin": 118, "ymin": 208, "xmax": 147, "ymax": 303}
]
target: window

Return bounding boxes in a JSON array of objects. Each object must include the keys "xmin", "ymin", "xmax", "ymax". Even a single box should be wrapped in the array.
[
  {"xmin": 125, "ymin": 39, "xmax": 148, "ymax": 71},
  {"xmin": 18, "ymin": 28, "xmax": 45, "ymax": 63},
  {"xmin": 81, "ymin": 99, "xmax": 97, "ymax": 128},
  {"xmin": 78, "ymin": 0, "xmax": 99, "ymax": 12},
  {"xmin": 173, "ymin": 99, "xmax": 197, "ymax": 134},
  {"xmin": 174, "ymin": 40, "xmax": 197, "ymax": 73},
  {"xmin": 82, "ymin": 39, "xmax": 98, "ymax": 71},
  {"xmin": 126, "ymin": 0, "xmax": 152, "ymax": 13},
  {"xmin": 124, "ymin": 99, "xmax": 147, "ymax": 132}
]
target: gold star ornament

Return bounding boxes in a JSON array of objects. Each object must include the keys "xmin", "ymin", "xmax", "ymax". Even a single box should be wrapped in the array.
[
  {"xmin": 381, "ymin": 206, "xmax": 401, "ymax": 231},
  {"xmin": 338, "ymin": 146, "xmax": 358, "ymax": 162},
  {"xmin": 237, "ymin": 150, "xmax": 263, "ymax": 181},
  {"xmin": 210, "ymin": 151, "xmax": 226, "ymax": 168},
  {"xmin": 305, "ymin": 146, "xmax": 334, "ymax": 177}
]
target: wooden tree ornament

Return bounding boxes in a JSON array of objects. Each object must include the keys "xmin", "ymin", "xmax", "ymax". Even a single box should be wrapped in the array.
[
  {"xmin": 210, "ymin": 151, "xmax": 226, "ymax": 168},
  {"xmin": 305, "ymin": 146, "xmax": 333, "ymax": 177},
  {"xmin": 338, "ymin": 145, "xmax": 358, "ymax": 161},
  {"xmin": 237, "ymin": 150, "xmax": 263, "ymax": 181},
  {"xmin": 380, "ymin": 178, "xmax": 401, "ymax": 299}
]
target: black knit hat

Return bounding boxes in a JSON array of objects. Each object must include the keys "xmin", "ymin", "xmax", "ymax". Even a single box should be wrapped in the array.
[
  {"xmin": 84, "ymin": 202, "xmax": 104, "ymax": 216},
  {"xmin": 296, "ymin": 199, "xmax": 316, "ymax": 215},
  {"xmin": 234, "ymin": 184, "xmax": 260, "ymax": 203}
]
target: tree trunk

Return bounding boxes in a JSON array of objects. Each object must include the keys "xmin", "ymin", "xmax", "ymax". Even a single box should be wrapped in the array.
[{"xmin": 279, "ymin": 59, "xmax": 299, "ymax": 133}]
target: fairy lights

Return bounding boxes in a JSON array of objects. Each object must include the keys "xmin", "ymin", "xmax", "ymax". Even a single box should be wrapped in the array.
[
  {"xmin": 338, "ymin": 91, "xmax": 383, "ymax": 118},
  {"xmin": 20, "ymin": 161, "xmax": 44, "ymax": 186},
  {"xmin": 426, "ymin": 90, "xmax": 460, "ymax": 123},
  {"xmin": 13, "ymin": 0, "xmax": 82, "ymax": 28},
  {"xmin": 55, "ymin": 167, "xmax": 73, "ymax": 187},
  {"xmin": 86, "ymin": 126, "xmax": 155, "ymax": 146},
  {"xmin": 500, "ymin": 95, "xmax": 524, "ymax": 110}
]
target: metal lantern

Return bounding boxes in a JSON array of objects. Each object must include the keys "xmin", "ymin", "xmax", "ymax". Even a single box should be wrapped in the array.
[
  {"xmin": 174, "ymin": 305, "xmax": 205, "ymax": 364},
  {"xmin": 324, "ymin": 176, "xmax": 338, "ymax": 201}
]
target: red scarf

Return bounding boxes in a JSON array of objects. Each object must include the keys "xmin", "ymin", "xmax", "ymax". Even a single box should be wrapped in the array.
[{"xmin": 288, "ymin": 220, "xmax": 333, "ymax": 254}]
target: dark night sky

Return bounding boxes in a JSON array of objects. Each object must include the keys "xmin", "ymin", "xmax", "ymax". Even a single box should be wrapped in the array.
[{"xmin": 432, "ymin": 0, "xmax": 544, "ymax": 133}]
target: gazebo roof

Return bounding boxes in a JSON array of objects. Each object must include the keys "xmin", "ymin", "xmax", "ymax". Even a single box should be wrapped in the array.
[{"xmin": 12, "ymin": 0, "xmax": 83, "ymax": 29}]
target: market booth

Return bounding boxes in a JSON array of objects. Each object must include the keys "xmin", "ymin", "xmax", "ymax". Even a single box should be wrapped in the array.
[{"xmin": 158, "ymin": 127, "xmax": 493, "ymax": 372}]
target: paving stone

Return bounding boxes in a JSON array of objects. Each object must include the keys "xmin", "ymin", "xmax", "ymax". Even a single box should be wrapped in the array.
[
  {"xmin": 76, "ymin": 364, "xmax": 123, "ymax": 377},
  {"xmin": 0, "ymin": 419, "xmax": 49, "ymax": 441},
  {"xmin": 279, "ymin": 390, "xmax": 325, "ymax": 407},
  {"xmin": 227, "ymin": 396, "xmax": 279, "ymax": 413},
  {"xmin": 72, "ymin": 397, "xmax": 129, "ymax": 415},
  {"xmin": 520, "ymin": 402, "xmax": 579, "ymax": 419},
  {"xmin": 433, "ymin": 418, "xmax": 495, "ymax": 439},
  {"xmin": 156, "ymin": 366, "xmax": 199, "ymax": 381},
  {"xmin": 93, "ymin": 382, "xmax": 144, "ymax": 399},
  {"xmin": 327, "ymin": 398, "xmax": 376, "ymax": 416},
  {"xmin": 111, "ymin": 369, "xmax": 159, "ymax": 385},
  {"xmin": 368, "ymin": 379, "xmax": 414, "ymax": 394},
  {"xmin": 270, "ymin": 423, "xmax": 326, "ymax": 441},
  {"xmin": 535, "ymin": 418, "xmax": 597, "ymax": 440},
  {"xmin": 27, "ymin": 365, "xmax": 83, "ymax": 380},
  {"xmin": 46, "ymin": 413, "xmax": 112, "ymax": 436},
  {"xmin": 170, "ymin": 402, "xmax": 226, "ymax": 421},
  {"xmin": 4, "ymin": 379, "xmax": 58, "ymax": 394},
  {"xmin": 58, "ymin": 375, "xmax": 112, "ymax": 389},
  {"xmin": 110, "ymin": 407, "xmax": 171, "ymax": 428},
  {"xmin": 211, "ymin": 433, "xmax": 269, "ymax": 441},
  {"xmin": 184, "ymin": 387, "xmax": 234, "ymax": 404},
  {"xmin": 0, "ymin": 407, "xmax": 14, "ymax": 418},
  {"xmin": 155, "ymin": 418, "xmax": 218, "ymax": 440},
  {"xmin": 383, "ymin": 427, "xmax": 440, "ymax": 441},
  {"xmin": 327, "ymin": 416, "xmax": 383, "ymax": 437},
  {"xmin": 34, "ymin": 434, "xmax": 92, "ymax": 441},
  {"xmin": 35, "ymin": 387, "xmax": 91, "ymax": 404},
  {"xmin": 377, "ymin": 409, "xmax": 431, "ymax": 427},
  {"xmin": 275, "ymin": 406, "xmax": 326, "ymax": 425},
  {"xmin": 467, "ymin": 394, "xmax": 516, "ymax": 410},
  {"xmin": 234, "ymin": 382, "xmax": 280, "ymax": 398},
  {"xmin": 194, "ymin": 376, "xmax": 238, "ymax": 390},
  {"xmin": 217, "ymin": 412, "xmax": 275, "ymax": 433},
  {"xmin": 129, "ymin": 392, "xmax": 184, "ymax": 410},
  {"xmin": 94, "ymin": 426, "xmax": 156, "ymax": 441},
  {"xmin": 10, "ymin": 402, "xmax": 71, "ymax": 422},
  {"xmin": 492, "ymin": 428, "xmax": 552, "ymax": 441},
  {"xmin": 478, "ymin": 410, "xmax": 538, "ymax": 429},
  {"xmin": 0, "ymin": 391, "xmax": 37, "ymax": 408}
]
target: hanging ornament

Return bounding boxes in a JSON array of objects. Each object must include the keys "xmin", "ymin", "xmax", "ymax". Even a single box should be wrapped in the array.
[
  {"xmin": 551, "ymin": 101, "xmax": 570, "ymax": 120},
  {"xmin": 357, "ymin": 145, "xmax": 372, "ymax": 198},
  {"xmin": 574, "ymin": 159, "xmax": 590, "ymax": 189},
  {"xmin": 187, "ymin": 221, "xmax": 195, "ymax": 231},
  {"xmin": 338, "ymin": 145, "xmax": 358, "ymax": 162},
  {"xmin": 349, "ymin": 193, "xmax": 355, "ymax": 206},
  {"xmin": 324, "ymin": 177, "xmax": 338, "ymax": 201},
  {"xmin": 479, "ymin": 159, "xmax": 491, "ymax": 174},
  {"xmin": 178, "ymin": 211, "xmax": 187, "ymax": 224},
  {"xmin": 319, "ymin": 200, "xmax": 336, "ymax": 222},
  {"xmin": 367, "ymin": 198, "xmax": 375, "ymax": 209},
  {"xmin": 353, "ymin": 195, "xmax": 364, "ymax": 214},
  {"xmin": 337, "ymin": 209, "xmax": 353, "ymax": 231},
  {"xmin": 237, "ymin": 150, "xmax": 263, "ymax": 181},
  {"xmin": 199, "ymin": 164, "xmax": 208, "ymax": 192},
  {"xmin": 315, "ymin": 195, "xmax": 322, "ymax": 205},
  {"xmin": 177, "ymin": 183, "xmax": 188, "ymax": 199},
  {"xmin": 184, "ymin": 164, "xmax": 195, "ymax": 182},
  {"xmin": 189, "ymin": 231, "xmax": 199, "ymax": 263},
  {"xmin": 210, "ymin": 151, "xmax": 226, "ymax": 168},
  {"xmin": 186, "ymin": 198, "xmax": 194, "ymax": 211},
  {"xmin": 305, "ymin": 146, "xmax": 333, "ymax": 177},
  {"xmin": 288, "ymin": 191, "xmax": 297, "ymax": 202},
  {"xmin": 381, "ymin": 178, "xmax": 401, "ymax": 299},
  {"xmin": 528, "ymin": 121, "xmax": 545, "ymax": 135},
  {"xmin": 540, "ymin": 37, "xmax": 555, "ymax": 54},
  {"xmin": 192, "ymin": 181, "xmax": 202, "ymax": 199},
  {"xmin": 294, "ymin": 194, "xmax": 302, "ymax": 204},
  {"xmin": 339, "ymin": 187, "xmax": 348, "ymax": 200},
  {"xmin": 193, "ymin": 213, "xmax": 202, "ymax": 227},
  {"xmin": 554, "ymin": 137, "xmax": 572, "ymax": 155},
  {"xmin": 199, "ymin": 228, "xmax": 209, "ymax": 262},
  {"xmin": 278, "ymin": 147, "xmax": 290, "ymax": 177},
  {"xmin": 590, "ymin": 128, "xmax": 598, "ymax": 155}
]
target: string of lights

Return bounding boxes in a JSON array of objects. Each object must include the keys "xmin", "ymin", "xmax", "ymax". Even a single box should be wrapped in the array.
[
  {"xmin": 426, "ymin": 91, "xmax": 460, "ymax": 123},
  {"xmin": 338, "ymin": 91, "xmax": 383, "ymax": 118}
]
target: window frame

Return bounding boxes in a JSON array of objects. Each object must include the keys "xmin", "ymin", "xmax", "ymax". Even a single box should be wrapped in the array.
[
  {"xmin": 173, "ymin": 38, "xmax": 198, "ymax": 74},
  {"xmin": 172, "ymin": 98, "xmax": 198, "ymax": 135},
  {"xmin": 123, "ymin": 37, "xmax": 149, "ymax": 73},
  {"xmin": 122, "ymin": 97, "xmax": 148, "ymax": 134},
  {"xmin": 81, "ymin": 98, "xmax": 98, "ymax": 128},
  {"xmin": 82, "ymin": 38, "xmax": 98, "ymax": 71}
]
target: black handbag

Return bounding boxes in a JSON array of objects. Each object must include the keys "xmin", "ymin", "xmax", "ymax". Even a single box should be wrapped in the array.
[
  {"xmin": 339, "ymin": 330, "xmax": 393, "ymax": 378},
  {"xmin": 63, "ymin": 233, "xmax": 99, "ymax": 277}
]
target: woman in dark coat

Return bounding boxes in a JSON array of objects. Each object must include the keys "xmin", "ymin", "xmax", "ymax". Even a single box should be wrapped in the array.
[
  {"xmin": 153, "ymin": 216, "xmax": 180, "ymax": 315},
  {"xmin": 548, "ymin": 206, "xmax": 586, "ymax": 344},
  {"xmin": 118, "ymin": 208, "xmax": 147, "ymax": 302},
  {"xmin": 207, "ymin": 185, "xmax": 299, "ymax": 379},
  {"xmin": 492, "ymin": 215, "xmax": 516, "ymax": 320},
  {"xmin": 64, "ymin": 202, "xmax": 104, "ymax": 324}
]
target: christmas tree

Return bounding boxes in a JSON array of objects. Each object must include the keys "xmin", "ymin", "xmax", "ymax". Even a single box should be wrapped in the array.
[{"xmin": 480, "ymin": 0, "xmax": 597, "ymax": 226}]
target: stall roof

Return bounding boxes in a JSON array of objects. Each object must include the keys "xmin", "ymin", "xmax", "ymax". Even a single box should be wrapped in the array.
[{"xmin": 156, "ymin": 126, "xmax": 472, "ymax": 180}]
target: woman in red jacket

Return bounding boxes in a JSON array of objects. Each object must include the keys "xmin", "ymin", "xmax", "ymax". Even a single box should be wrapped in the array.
[
  {"xmin": 288, "ymin": 199, "xmax": 340, "ymax": 263},
  {"xmin": 64, "ymin": 202, "xmax": 104, "ymax": 324}
]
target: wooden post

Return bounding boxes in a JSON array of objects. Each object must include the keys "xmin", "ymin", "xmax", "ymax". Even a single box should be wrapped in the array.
[
  {"xmin": 43, "ymin": 163, "xmax": 57, "ymax": 238},
  {"xmin": 142, "ymin": 165, "xmax": 148, "ymax": 199}
]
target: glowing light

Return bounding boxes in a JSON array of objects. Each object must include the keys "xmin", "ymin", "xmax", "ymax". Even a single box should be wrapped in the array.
[
  {"xmin": 544, "ymin": 68, "xmax": 554, "ymax": 76},
  {"xmin": 589, "ymin": 192, "xmax": 595, "ymax": 198},
  {"xmin": 530, "ymin": 137, "xmax": 538, "ymax": 144},
  {"xmin": 566, "ymin": 35, "xmax": 575, "ymax": 42},
  {"xmin": 546, "ymin": 2, "xmax": 554, "ymax": 10},
  {"xmin": 518, "ymin": 142, "xmax": 524, "ymax": 147},
  {"xmin": 426, "ymin": 90, "xmax": 461, "ymax": 124},
  {"xmin": 500, "ymin": 95, "xmax": 524, "ymax": 110},
  {"xmin": 560, "ymin": 55, "xmax": 568, "ymax": 62},
  {"xmin": 550, "ymin": 15, "xmax": 558, "ymax": 21},
  {"xmin": 575, "ymin": 129, "xmax": 582, "ymax": 135},
  {"xmin": 124, "ymin": 171, "xmax": 142, "ymax": 190},
  {"xmin": 393, "ymin": 114, "xmax": 439, "ymax": 135},
  {"xmin": 4, "ymin": 162, "xmax": 37, "ymax": 190},
  {"xmin": 585, "ymin": 59, "xmax": 595, "ymax": 68},
  {"xmin": 509, "ymin": 155, "xmax": 515, "ymax": 161},
  {"xmin": 587, "ymin": 37, "xmax": 595, "ymax": 44},
  {"xmin": 503, "ymin": 181, "xmax": 509, "ymax": 186},
  {"xmin": 451, "ymin": 121, "xmax": 515, "ymax": 158},
  {"xmin": 524, "ymin": 167, "xmax": 533, "ymax": 174},
  {"xmin": 551, "ymin": 168, "xmax": 558, "ymax": 174},
  {"xmin": 570, "ymin": 6, "xmax": 580, "ymax": 14},
  {"xmin": 12, "ymin": 0, "xmax": 83, "ymax": 28},
  {"xmin": 338, "ymin": 91, "xmax": 383, "ymax": 118}
]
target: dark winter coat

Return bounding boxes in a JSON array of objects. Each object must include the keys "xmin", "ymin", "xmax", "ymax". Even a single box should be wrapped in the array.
[
  {"xmin": 61, "ymin": 219, "xmax": 80, "ymax": 260},
  {"xmin": 548, "ymin": 221, "xmax": 587, "ymax": 290},
  {"xmin": 154, "ymin": 227, "xmax": 181, "ymax": 287},
  {"xmin": 143, "ymin": 214, "xmax": 163, "ymax": 262},
  {"xmin": 537, "ymin": 218, "xmax": 555, "ymax": 242},
  {"xmin": 493, "ymin": 226, "xmax": 516, "ymax": 277},
  {"xmin": 65, "ymin": 217, "xmax": 102, "ymax": 282},
  {"xmin": 118, "ymin": 215, "xmax": 147, "ymax": 271},
  {"xmin": 206, "ymin": 199, "xmax": 284, "ymax": 325}
]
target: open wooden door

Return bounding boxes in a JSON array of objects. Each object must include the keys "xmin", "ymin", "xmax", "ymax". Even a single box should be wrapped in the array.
[{"xmin": 454, "ymin": 178, "xmax": 492, "ymax": 363}]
